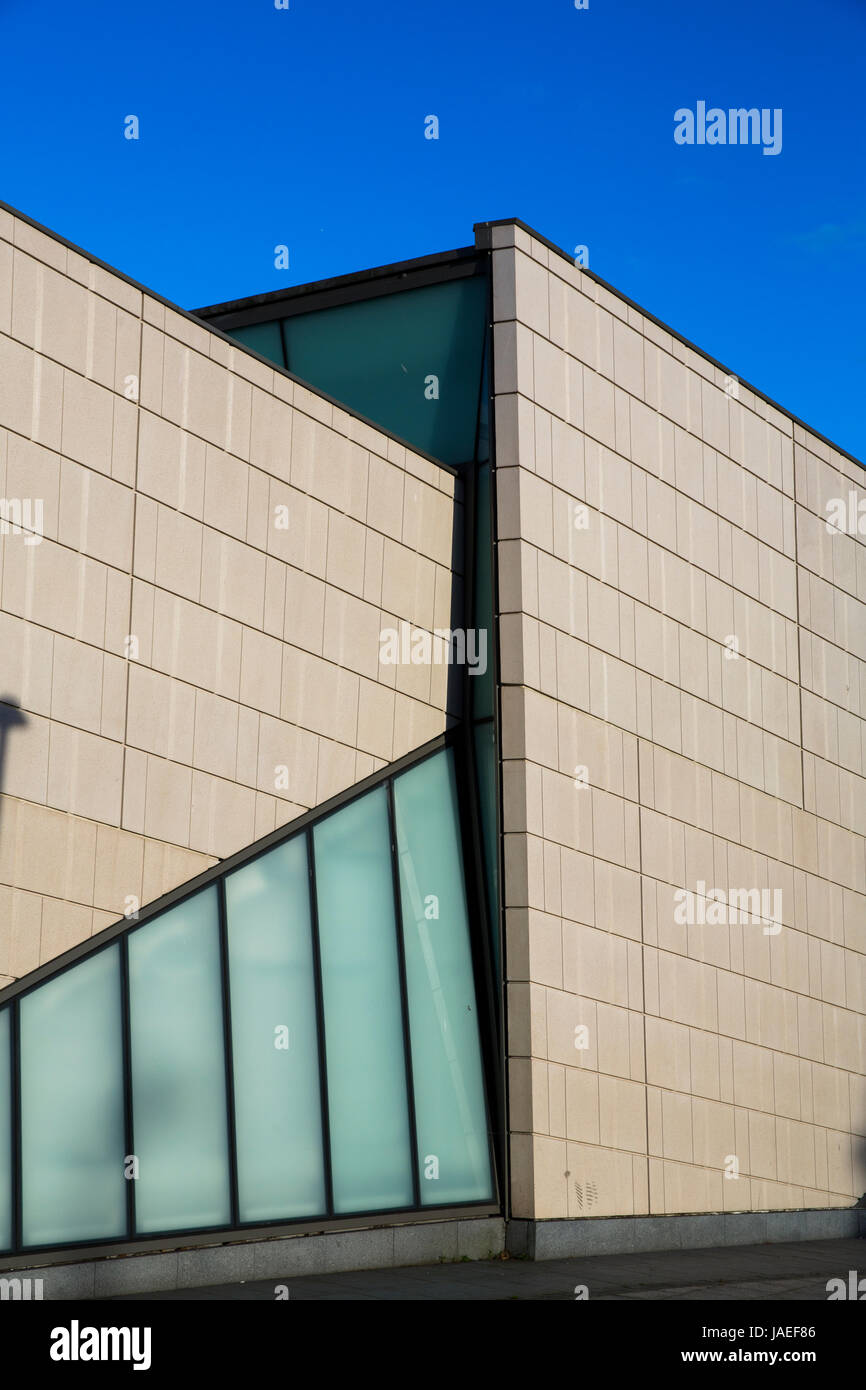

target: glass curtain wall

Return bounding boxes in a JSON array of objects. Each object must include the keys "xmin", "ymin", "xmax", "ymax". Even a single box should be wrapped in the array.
[{"xmin": 0, "ymin": 746, "xmax": 494, "ymax": 1255}]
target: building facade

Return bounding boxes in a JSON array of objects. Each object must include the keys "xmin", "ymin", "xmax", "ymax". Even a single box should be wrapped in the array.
[{"xmin": 0, "ymin": 203, "xmax": 863, "ymax": 1292}]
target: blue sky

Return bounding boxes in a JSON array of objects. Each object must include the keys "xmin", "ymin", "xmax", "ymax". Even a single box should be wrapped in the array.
[{"xmin": 1, "ymin": 0, "xmax": 863, "ymax": 458}]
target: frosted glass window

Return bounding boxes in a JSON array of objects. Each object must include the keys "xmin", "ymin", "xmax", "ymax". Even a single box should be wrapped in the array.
[
  {"xmin": 393, "ymin": 751, "xmax": 492, "ymax": 1204},
  {"xmin": 313, "ymin": 788, "xmax": 413, "ymax": 1213},
  {"xmin": 20, "ymin": 947, "xmax": 126, "ymax": 1246},
  {"xmin": 128, "ymin": 888, "xmax": 231, "ymax": 1234},
  {"xmin": 225, "ymin": 837, "xmax": 326, "ymax": 1222},
  {"xmin": 0, "ymin": 1009, "xmax": 11, "ymax": 1250}
]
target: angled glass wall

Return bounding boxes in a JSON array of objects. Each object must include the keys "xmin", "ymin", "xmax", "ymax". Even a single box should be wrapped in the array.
[
  {"xmin": 221, "ymin": 274, "xmax": 489, "ymax": 468},
  {"xmin": 393, "ymin": 754, "xmax": 491, "ymax": 1204},
  {"xmin": 212, "ymin": 252, "xmax": 503, "ymax": 1015},
  {"xmin": 314, "ymin": 788, "xmax": 415, "ymax": 1214},
  {"xmin": 0, "ymin": 744, "xmax": 494, "ymax": 1256}
]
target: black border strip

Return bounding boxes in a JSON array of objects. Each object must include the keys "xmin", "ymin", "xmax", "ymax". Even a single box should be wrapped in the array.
[
  {"xmin": 198, "ymin": 257, "xmax": 485, "ymax": 329},
  {"xmin": 193, "ymin": 248, "xmax": 480, "ymax": 319}
]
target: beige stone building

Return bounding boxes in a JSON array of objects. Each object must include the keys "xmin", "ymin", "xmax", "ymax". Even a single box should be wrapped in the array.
[
  {"xmin": 0, "ymin": 202, "xmax": 862, "ymax": 1292},
  {"xmin": 487, "ymin": 222, "xmax": 865, "ymax": 1251}
]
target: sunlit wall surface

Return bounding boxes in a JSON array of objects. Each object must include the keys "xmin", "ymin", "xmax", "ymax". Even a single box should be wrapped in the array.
[
  {"xmin": 225, "ymin": 276, "xmax": 489, "ymax": 467},
  {"xmin": 0, "ymin": 747, "xmax": 493, "ymax": 1254}
]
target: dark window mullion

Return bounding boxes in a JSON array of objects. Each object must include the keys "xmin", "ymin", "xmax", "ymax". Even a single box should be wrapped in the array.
[
  {"xmin": 216, "ymin": 878, "xmax": 240, "ymax": 1231},
  {"xmin": 11, "ymin": 999, "xmax": 21, "ymax": 1254},
  {"xmin": 119, "ymin": 934, "xmax": 135, "ymax": 1240},
  {"xmin": 385, "ymin": 778, "xmax": 421, "ymax": 1209},
  {"xmin": 306, "ymin": 826, "xmax": 334, "ymax": 1219},
  {"xmin": 278, "ymin": 317, "xmax": 290, "ymax": 373}
]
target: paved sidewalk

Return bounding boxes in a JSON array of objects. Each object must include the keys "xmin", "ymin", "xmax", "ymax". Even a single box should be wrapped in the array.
[{"xmin": 109, "ymin": 1236, "xmax": 865, "ymax": 1301}]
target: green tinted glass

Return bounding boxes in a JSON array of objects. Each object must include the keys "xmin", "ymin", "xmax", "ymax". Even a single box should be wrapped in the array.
[
  {"xmin": 228, "ymin": 320, "xmax": 286, "ymax": 366},
  {"xmin": 225, "ymin": 276, "xmax": 487, "ymax": 466},
  {"xmin": 20, "ymin": 947, "xmax": 126, "ymax": 1246},
  {"xmin": 393, "ymin": 751, "xmax": 492, "ymax": 1204},
  {"xmin": 225, "ymin": 836, "xmax": 327, "ymax": 1222},
  {"xmin": 313, "ymin": 787, "xmax": 414, "ymax": 1213},
  {"xmin": 0, "ymin": 747, "xmax": 495, "ymax": 1250},
  {"xmin": 284, "ymin": 278, "xmax": 487, "ymax": 465},
  {"xmin": 128, "ymin": 888, "xmax": 231, "ymax": 1234},
  {"xmin": 0, "ymin": 1010, "xmax": 10, "ymax": 1250}
]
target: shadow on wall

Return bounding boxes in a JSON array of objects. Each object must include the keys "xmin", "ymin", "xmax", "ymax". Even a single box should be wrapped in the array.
[
  {"xmin": 446, "ymin": 481, "xmax": 466, "ymax": 720},
  {"xmin": 856, "ymin": 1133, "xmax": 866, "ymax": 1209},
  {"xmin": 0, "ymin": 697, "xmax": 27, "ymax": 837}
]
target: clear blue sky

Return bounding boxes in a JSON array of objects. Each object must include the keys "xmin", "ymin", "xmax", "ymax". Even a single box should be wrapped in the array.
[{"xmin": 1, "ymin": 0, "xmax": 863, "ymax": 459}]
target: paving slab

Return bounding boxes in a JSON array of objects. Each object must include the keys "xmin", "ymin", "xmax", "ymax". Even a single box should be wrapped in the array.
[{"xmin": 106, "ymin": 1236, "xmax": 866, "ymax": 1301}]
